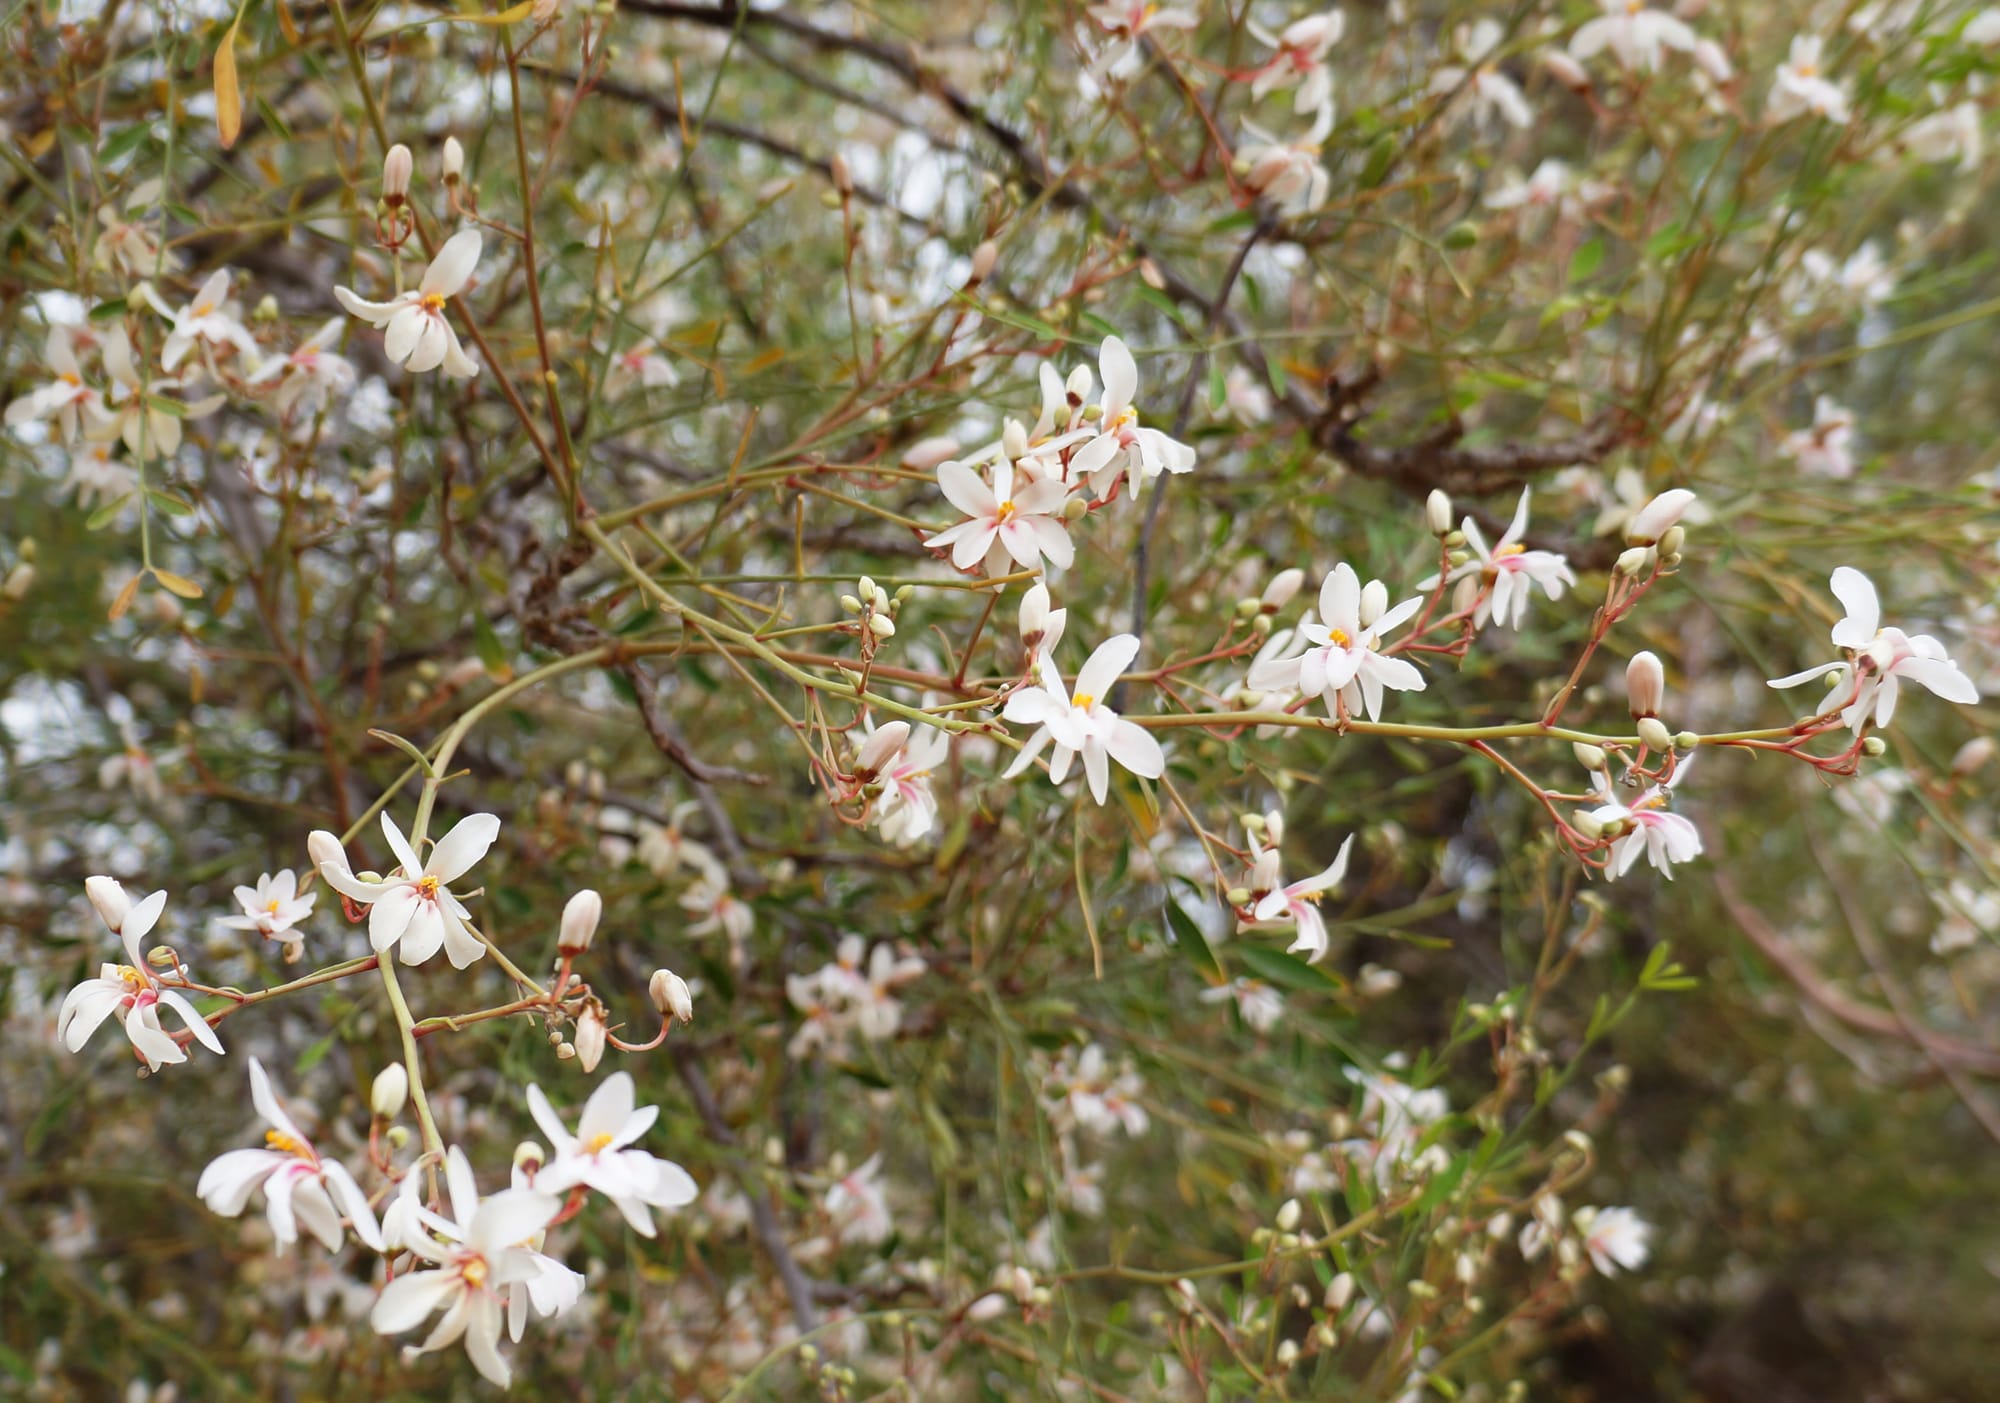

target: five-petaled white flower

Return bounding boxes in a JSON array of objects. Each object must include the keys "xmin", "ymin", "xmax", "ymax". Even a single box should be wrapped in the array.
[
  {"xmin": 1431, "ymin": 19, "xmax": 1533, "ymax": 131},
  {"xmin": 1767, "ymin": 566, "xmax": 1980, "ymax": 731},
  {"xmin": 927, "ymin": 451, "xmax": 1074, "ymax": 576},
  {"xmin": 1249, "ymin": 833, "xmax": 1355, "ymax": 961},
  {"xmin": 1249, "ymin": 563, "xmax": 1426, "ymax": 721},
  {"xmin": 524, "ymin": 1072, "xmax": 699, "ymax": 1237},
  {"xmin": 1236, "ymin": 106, "xmax": 1335, "ymax": 214},
  {"xmin": 245, "ymin": 318, "xmax": 357, "ymax": 421},
  {"xmin": 1245, "ymin": 10, "xmax": 1342, "ymax": 114},
  {"xmin": 57, "ymin": 877, "xmax": 225, "ymax": 1070},
  {"xmin": 1068, "ymin": 336, "xmax": 1197, "ymax": 501},
  {"xmin": 1779, "ymin": 395, "xmax": 1855, "ymax": 479},
  {"xmin": 151, "ymin": 268, "xmax": 257, "ymax": 372},
  {"xmin": 1568, "ymin": 0, "xmax": 1696, "ymax": 72},
  {"xmin": 1578, "ymin": 1205, "xmax": 1652, "ymax": 1275},
  {"xmin": 825, "ymin": 1152, "xmax": 893, "ymax": 1245},
  {"xmin": 1767, "ymin": 36, "xmax": 1850, "ymax": 125},
  {"xmin": 313, "ymin": 811, "xmax": 501, "ymax": 968},
  {"xmin": 371, "ymin": 1146, "xmax": 564, "ymax": 1388},
  {"xmin": 1439, "ymin": 490, "xmax": 1577, "ymax": 629},
  {"xmin": 868, "ymin": 723, "xmax": 950, "ymax": 846},
  {"xmin": 1086, "ymin": 1, "xmax": 1199, "ymax": 82},
  {"xmin": 216, "ymin": 869, "xmax": 316, "ymax": 950},
  {"xmin": 1003, "ymin": 633, "xmax": 1166, "ymax": 804},
  {"xmin": 1582, "ymin": 765, "xmax": 1703, "ymax": 880},
  {"xmin": 334, "ymin": 229, "xmax": 483, "ymax": 378},
  {"xmin": 4, "ymin": 325, "xmax": 96, "ymax": 444},
  {"xmin": 196, "ymin": 1057, "xmax": 383, "ymax": 1252}
]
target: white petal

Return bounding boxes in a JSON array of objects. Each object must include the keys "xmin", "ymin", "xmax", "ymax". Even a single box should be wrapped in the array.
[
  {"xmin": 429, "ymin": 812, "xmax": 501, "ymax": 883},
  {"xmin": 1828, "ymin": 566, "xmax": 1880, "ymax": 645},
  {"xmin": 421, "ymin": 229, "xmax": 484, "ymax": 299}
]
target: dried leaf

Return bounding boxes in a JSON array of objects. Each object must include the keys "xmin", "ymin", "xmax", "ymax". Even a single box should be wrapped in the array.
[
  {"xmin": 214, "ymin": 10, "xmax": 244, "ymax": 149},
  {"xmin": 152, "ymin": 569, "xmax": 205, "ymax": 600},
  {"xmin": 108, "ymin": 573, "xmax": 142, "ymax": 621}
]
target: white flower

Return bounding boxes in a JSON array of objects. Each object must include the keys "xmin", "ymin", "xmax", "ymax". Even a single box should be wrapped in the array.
[
  {"xmin": 370, "ymin": 1147, "xmax": 564, "ymax": 1387},
  {"xmin": 57, "ymin": 878, "xmax": 225, "ymax": 1070},
  {"xmin": 1236, "ymin": 106, "xmax": 1334, "ymax": 214},
  {"xmin": 1902, "ymin": 100, "xmax": 1982, "ymax": 170},
  {"xmin": 216, "ymin": 869, "xmax": 316, "ymax": 951},
  {"xmin": 196, "ymin": 1058, "xmax": 383, "ymax": 1252},
  {"xmin": 1578, "ymin": 1205, "xmax": 1651, "ymax": 1275},
  {"xmin": 333, "ymin": 229, "xmax": 482, "ymax": 378},
  {"xmin": 84, "ymin": 325, "xmax": 223, "ymax": 462},
  {"xmin": 1439, "ymin": 490, "xmax": 1576, "ymax": 629},
  {"xmin": 825, "ymin": 1153, "xmax": 893, "ymax": 1245},
  {"xmin": 1199, "ymin": 977, "xmax": 1286, "ymax": 1032},
  {"xmin": 1067, "ymin": 336, "xmax": 1197, "ymax": 500},
  {"xmin": 153, "ymin": 269, "xmax": 257, "ymax": 372},
  {"xmin": 1249, "ymin": 563, "xmax": 1426, "ymax": 721},
  {"xmin": 1431, "ymin": 20, "xmax": 1533, "ymax": 131},
  {"xmin": 926, "ymin": 452, "xmax": 1074, "ymax": 576},
  {"xmin": 1797, "ymin": 244, "xmax": 1894, "ymax": 308},
  {"xmin": 94, "ymin": 201, "xmax": 175, "ymax": 277},
  {"xmin": 1568, "ymin": 0, "xmax": 1696, "ymax": 72},
  {"xmin": 1019, "ymin": 581, "xmax": 1068, "ymax": 670},
  {"xmin": 1046, "ymin": 1043, "xmax": 1149, "ymax": 1137},
  {"xmin": 605, "ymin": 342, "xmax": 680, "ymax": 396},
  {"xmin": 1767, "ymin": 566, "xmax": 1980, "ymax": 731},
  {"xmin": 1249, "ymin": 834, "xmax": 1354, "ymax": 961},
  {"xmin": 524, "ymin": 1072, "xmax": 698, "ymax": 1236},
  {"xmin": 1583, "ymin": 765, "xmax": 1703, "ymax": 880},
  {"xmin": 872, "ymin": 724, "xmax": 949, "ymax": 846},
  {"xmin": 1484, "ymin": 159, "xmax": 1610, "ymax": 219},
  {"xmin": 1779, "ymin": 395, "xmax": 1855, "ymax": 479},
  {"xmin": 1002, "ymin": 633, "xmax": 1166, "ymax": 804},
  {"xmin": 1768, "ymin": 35, "xmax": 1850, "ymax": 124},
  {"xmin": 1086, "ymin": 1, "xmax": 1199, "ymax": 82},
  {"xmin": 1967, "ymin": 7, "xmax": 2000, "ymax": 44},
  {"xmin": 64, "ymin": 440, "xmax": 139, "ymax": 511},
  {"xmin": 245, "ymin": 319, "xmax": 356, "ymax": 421},
  {"xmin": 1591, "ymin": 474, "xmax": 1708, "ymax": 543},
  {"xmin": 4, "ymin": 325, "xmax": 96, "ymax": 444},
  {"xmin": 1245, "ymin": 10, "xmax": 1342, "ymax": 114},
  {"xmin": 312, "ymin": 811, "xmax": 501, "ymax": 968}
]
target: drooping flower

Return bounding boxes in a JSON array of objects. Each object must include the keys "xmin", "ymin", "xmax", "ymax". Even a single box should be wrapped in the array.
[
  {"xmin": 1067, "ymin": 336, "xmax": 1197, "ymax": 501},
  {"xmin": 1249, "ymin": 564, "xmax": 1426, "ymax": 721},
  {"xmin": 334, "ymin": 228, "xmax": 483, "ymax": 378},
  {"xmin": 4, "ymin": 325, "xmax": 96, "ymax": 444},
  {"xmin": 1248, "ymin": 834, "xmax": 1355, "ymax": 961},
  {"xmin": 1568, "ymin": 0, "xmax": 1696, "ymax": 72},
  {"xmin": 1019, "ymin": 581, "xmax": 1068, "ymax": 671},
  {"xmin": 925, "ymin": 451, "xmax": 1074, "ymax": 577},
  {"xmin": 1582, "ymin": 765, "xmax": 1703, "ymax": 880},
  {"xmin": 370, "ymin": 1147, "xmax": 564, "ymax": 1388},
  {"xmin": 523, "ymin": 1072, "xmax": 698, "ymax": 1237},
  {"xmin": 1244, "ymin": 10, "xmax": 1342, "ymax": 114},
  {"xmin": 245, "ymin": 319, "xmax": 356, "ymax": 422},
  {"xmin": 56, "ymin": 877, "xmax": 225, "ymax": 1070},
  {"xmin": 1235, "ymin": 106, "xmax": 1335, "ymax": 214},
  {"xmin": 196, "ymin": 1058, "xmax": 383, "ymax": 1252},
  {"xmin": 1438, "ymin": 490, "xmax": 1576, "ymax": 630},
  {"xmin": 1767, "ymin": 566, "xmax": 1981, "ymax": 731},
  {"xmin": 312, "ymin": 811, "xmax": 501, "ymax": 968},
  {"xmin": 1002, "ymin": 633, "xmax": 1166, "ymax": 804},
  {"xmin": 1767, "ymin": 35, "xmax": 1850, "ymax": 125},
  {"xmin": 216, "ymin": 869, "xmax": 316, "ymax": 953},
  {"xmin": 870, "ymin": 723, "xmax": 949, "ymax": 847}
]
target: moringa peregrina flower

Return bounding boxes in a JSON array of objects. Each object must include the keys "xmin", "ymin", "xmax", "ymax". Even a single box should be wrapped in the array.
[
  {"xmin": 312, "ymin": 810, "xmax": 501, "ymax": 968},
  {"xmin": 196, "ymin": 1057, "xmax": 383, "ymax": 1253},
  {"xmin": 1438, "ymin": 489, "xmax": 1576, "ymax": 630},
  {"xmin": 1067, "ymin": 336, "xmax": 1197, "ymax": 501},
  {"xmin": 1002, "ymin": 633, "xmax": 1165, "ymax": 805},
  {"xmin": 1248, "ymin": 563, "xmax": 1426, "ymax": 722},
  {"xmin": 1248, "ymin": 833, "xmax": 1355, "ymax": 961},
  {"xmin": 1767, "ymin": 566, "xmax": 1980, "ymax": 731},
  {"xmin": 1582, "ymin": 765, "xmax": 1703, "ymax": 880},
  {"xmin": 524, "ymin": 1072, "xmax": 698, "ymax": 1237},
  {"xmin": 1568, "ymin": 0, "xmax": 1696, "ymax": 72},
  {"xmin": 57, "ymin": 878, "xmax": 224, "ymax": 1071},
  {"xmin": 926, "ymin": 451, "xmax": 1074, "ymax": 576},
  {"xmin": 334, "ymin": 229, "xmax": 483, "ymax": 378}
]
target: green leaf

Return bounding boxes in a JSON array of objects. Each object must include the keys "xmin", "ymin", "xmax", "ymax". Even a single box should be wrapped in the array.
[
  {"xmin": 146, "ymin": 487, "xmax": 196, "ymax": 516},
  {"xmin": 85, "ymin": 492, "xmax": 134, "ymax": 530},
  {"xmin": 294, "ymin": 1032, "xmax": 337, "ymax": 1076},
  {"xmin": 1165, "ymin": 899, "xmax": 1221, "ymax": 979},
  {"xmin": 1235, "ymin": 944, "xmax": 1343, "ymax": 995},
  {"xmin": 1568, "ymin": 237, "xmax": 1605, "ymax": 283},
  {"xmin": 89, "ymin": 297, "xmax": 130, "ymax": 321},
  {"xmin": 472, "ymin": 612, "xmax": 508, "ymax": 674}
]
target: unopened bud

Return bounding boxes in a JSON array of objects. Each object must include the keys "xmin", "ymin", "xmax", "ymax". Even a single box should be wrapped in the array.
[
  {"xmin": 441, "ymin": 136, "xmax": 464, "ymax": 183},
  {"xmin": 868, "ymin": 613, "xmax": 896, "ymax": 638},
  {"xmin": 1224, "ymin": 886, "xmax": 1252, "ymax": 907},
  {"xmin": 513, "ymin": 1139, "xmax": 545, "ymax": 1176},
  {"xmin": 1359, "ymin": 578, "xmax": 1389, "ymax": 628},
  {"xmin": 371, "ymin": 1064, "xmax": 409, "ymax": 1120},
  {"xmin": 1572, "ymin": 742, "xmax": 1607, "ymax": 771},
  {"xmin": 1543, "ymin": 49, "xmax": 1590, "ymax": 91},
  {"xmin": 829, "ymin": 153, "xmax": 853, "ymax": 196},
  {"xmin": 1861, "ymin": 735, "xmax": 1887, "ymax": 756},
  {"xmin": 969, "ymin": 239, "xmax": 999, "ymax": 284},
  {"xmin": 1571, "ymin": 810, "xmax": 1605, "ymax": 840},
  {"xmin": 574, "ymin": 1006, "xmax": 607, "ymax": 1072},
  {"xmin": 650, "ymin": 968, "xmax": 694, "ymax": 1023},
  {"xmin": 1674, "ymin": 730, "xmax": 1700, "ymax": 750},
  {"xmin": 1325, "ymin": 1271, "xmax": 1356, "ymax": 1311},
  {"xmin": 1625, "ymin": 651, "xmax": 1665, "ymax": 719},
  {"xmin": 1636, "ymin": 716, "xmax": 1674, "ymax": 751},
  {"xmin": 1061, "ymin": 495, "xmax": 1089, "ymax": 522},
  {"xmin": 1260, "ymin": 567, "xmax": 1304, "ymax": 613},
  {"xmin": 1657, "ymin": 525, "xmax": 1685, "ymax": 558},
  {"xmin": 855, "ymin": 721, "xmax": 910, "ymax": 780},
  {"xmin": 386, "ymin": 1124, "xmax": 411, "ymax": 1149},
  {"xmin": 381, "ymin": 143, "xmax": 412, "ymax": 203},
  {"xmin": 1425, "ymin": 488, "xmax": 1453, "ymax": 535},
  {"xmin": 1275, "ymin": 1198, "xmax": 1301, "ymax": 1231},
  {"xmin": 558, "ymin": 889, "xmax": 602, "ymax": 956},
  {"xmin": 1614, "ymin": 546, "xmax": 1654, "ymax": 577},
  {"xmin": 1623, "ymin": 489, "xmax": 1696, "ymax": 546},
  {"xmin": 1002, "ymin": 419, "xmax": 1029, "ymax": 461}
]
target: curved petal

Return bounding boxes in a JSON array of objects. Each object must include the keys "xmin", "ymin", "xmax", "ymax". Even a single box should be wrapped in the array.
[
  {"xmin": 437, "ymin": 899, "xmax": 486, "ymax": 969},
  {"xmin": 382, "ymin": 305, "xmax": 424, "ymax": 366},
  {"xmin": 1082, "ymin": 740, "xmax": 1111, "ymax": 805},
  {"xmin": 197, "ymin": 1148, "xmax": 283, "ymax": 1215},
  {"xmin": 1075, "ymin": 633, "xmax": 1142, "ymax": 702},
  {"xmin": 332, "ymin": 286, "xmax": 405, "ymax": 326},
  {"xmin": 380, "ymin": 813, "xmax": 422, "ymax": 878},
  {"xmin": 371, "ymin": 1268, "xmax": 460, "ymax": 1335},
  {"xmin": 578, "ymin": 1072, "xmax": 636, "ymax": 1145},
  {"xmin": 1895, "ymin": 655, "xmax": 1979, "ymax": 704},
  {"xmin": 1103, "ymin": 718, "xmax": 1164, "ymax": 778},
  {"xmin": 525, "ymin": 1083, "xmax": 574, "ymax": 1153},
  {"xmin": 1767, "ymin": 659, "xmax": 1846, "ymax": 689},
  {"xmin": 1318, "ymin": 564, "xmax": 1360, "ymax": 634},
  {"xmin": 429, "ymin": 812, "xmax": 501, "ymax": 883},
  {"xmin": 421, "ymin": 229, "xmax": 484, "ymax": 299},
  {"xmin": 404, "ymin": 315, "xmax": 449, "ymax": 375},
  {"xmin": 1828, "ymin": 566, "xmax": 1880, "ymax": 645},
  {"xmin": 398, "ymin": 900, "xmax": 445, "ymax": 966},
  {"xmin": 322, "ymin": 1159, "xmax": 386, "ymax": 1251},
  {"xmin": 122, "ymin": 888, "xmax": 169, "ymax": 949},
  {"xmin": 1098, "ymin": 335, "xmax": 1137, "ymax": 417},
  {"xmin": 367, "ymin": 883, "xmax": 421, "ymax": 954},
  {"xmin": 1022, "ymin": 515, "xmax": 1075, "ymax": 569},
  {"xmin": 59, "ymin": 984, "xmax": 124, "ymax": 1051},
  {"xmin": 936, "ymin": 461, "xmax": 997, "ymax": 519},
  {"xmin": 1501, "ymin": 488, "xmax": 1532, "ymax": 548},
  {"xmin": 157, "ymin": 989, "xmax": 225, "ymax": 1055}
]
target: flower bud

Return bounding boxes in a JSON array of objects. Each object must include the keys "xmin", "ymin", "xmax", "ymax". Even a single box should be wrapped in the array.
[
  {"xmin": 1623, "ymin": 489, "xmax": 1696, "ymax": 546},
  {"xmin": 1656, "ymin": 525, "xmax": 1685, "ymax": 559},
  {"xmin": 84, "ymin": 875, "xmax": 130, "ymax": 933},
  {"xmin": 854, "ymin": 721, "xmax": 910, "ymax": 780},
  {"xmin": 1691, "ymin": 37, "xmax": 1733, "ymax": 83},
  {"xmin": 650, "ymin": 968, "xmax": 694, "ymax": 1023},
  {"xmin": 386, "ymin": 1124, "xmax": 411, "ymax": 1150},
  {"xmin": 558, "ymin": 889, "xmax": 602, "ymax": 956},
  {"xmin": 1950, "ymin": 736, "xmax": 1994, "ymax": 775},
  {"xmin": 1674, "ymin": 730, "xmax": 1700, "ymax": 750},
  {"xmin": 1572, "ymin": 742, "xmax": 1607, "ymax": 771},
  {"xmin": 1260, "ymin": 567, "xmax": 1304, "ymax": 613},
  {"xmin": 1542, "ymin": 49, "xmax": 1590, "ymax": 91},
  {"xmin": 901, "ymin": 436, "xmax": 960, "ymax": 471},
  {"xmin": 1614, "ymin": 546, "xmax": 1654, "ymax": 577},
  {"xmin": 1625, "ymin": 651, "xmax": 1665, "ymax": 719},
  {"xmin": 1275, "ymin": 1198, "xmax": 1301, "ymax": 1231},
  {"xmin": 1061, "ymin": 495, "xmax": 1089, "ymax": 522},
  {"xmin": 969, "ymin": 239, "xmax": 999, "ymax": 285},
  {"xmin": 829, "ymin": 153, "xmax": 853, "ymax": 196},
  {"xmin": 574, "ymin": 1005, "xmax": 607, "ymax": 1072},
  {"xmin": 441, "ymin": 135, "xmax": 464, "ymax": 183},
  {"xmin": 868, "ymin": 613, "xmax": 896, "ymax": 638},
  {"xmin": 1425, "ymin": 488, "xmax": 1453, "ymax": 535},
  {"xmin": 1358, "ymin": 578, "xmax": 1388, "ymax": 629},
  {"xmin": 1571, "ymin": 810, "xmax": 1605, "ymax": 841},
  {"xmin": 371, "ymin": 1063, "xmax": 409, "ymax": 1120},
  {"xmin": 1636, "ymin": 716, "xmax": 1674, "ymax": 751},
  {"xmin": 1861, "ymin": 736, "xmax": 1887, "ymax": 756},
  {"xmin": 1325, "ymin": 1271, "xmax": 1356, "ymax": 1312},
  {"xmin": 513, "ymin": 1139, "xmax": 546, "ymax": 1177},
  {"xmin": 1001, "ymin": 419, "xmax": 1029, "ymax": 461},
  {"xmin": 1065, "ymin": 364, "xmax": 1093, "ymax": 402},
  {"xmin": 381, "ymin": 143, "xmax": 412, "ymax": 203}
]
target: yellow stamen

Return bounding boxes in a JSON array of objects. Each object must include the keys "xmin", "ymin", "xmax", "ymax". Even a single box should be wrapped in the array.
[
  {"xmin": 265, "ymin": 899, "xmax": 283, "ymax": 916},
  {"xmin": 264, "ymin": 1129, "xmax": 312, "ymax": 1158},
  {"xmin": 1328, "ymin": 628, "xmax": 1352, "ymax": 647},
  {"xmin": 1073, "ymin": 693, "xmax": 1097, "ymax": 711},
  {"xmin": 421, "ymin": 293, "xmax": 447, "ymax": 313},
  {"xmin": 461, "ymin": 1257, "xmax": 488, "ymax": 1288},
  {"xmin": 417, "ymin": 875, "xmax": 441, "ymax": 899},
  {"xmin": 995, "ymin": 500, "xmax": 1018, "ymax": 523},
  {"xmin": 1494, "ymin": 542, "xmax": 1527, "ymax": 558},
  {"xmin": 584, "ymin": 1132, "xmax": 616, "ymax": 1154}
]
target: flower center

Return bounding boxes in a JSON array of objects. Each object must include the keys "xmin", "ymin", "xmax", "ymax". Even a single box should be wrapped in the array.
[
  {"xmin": 460, "ymin": 1255, "xmax": 489, "ymax": 1288},
  {"xmin": 117, "ymin": 964, "xmax": 147, "ymax": 990},
  {"xmin": 416, "ymin": 875, "xmax": 442, "ymax": 899},
  {"xmin": 995, "ymin": 500, "xmax": 1018, "ymax": 523},
  {"xmin": 1796, "ymin": 62, "xmax": 1818, "ymax": 78},
  {"xmin": 265, "ymin": 899, "xmax": 284, "ymax": 916},
  {"xmin": 193, "ymin": 302, "xmax": 216, "ymax": 318},
  {"xmin": 1328, "ymin": 628, "xmax": 1352, "ymax": 647},
  {"xmin": 421, "ymin": 293, "xmax": 447, "ymax": 314},
  {"xmin": 1072, "ymin": 693, "xmax": 1097, "ymax": 711},
  {"xmin": 584, "ymin": 1132, "xmax": 616, "ymax": 1155},
  {"xmin": 264, "ymin": 1129, "xmax": 313, "ymax": 1159},
  {"xmin": 1494, "ymin": 542, "xmax": 1527, "ymax": 558},
  {"xmin": 60, "ymin": 371, "xmax": 81, "ymax": 386}
]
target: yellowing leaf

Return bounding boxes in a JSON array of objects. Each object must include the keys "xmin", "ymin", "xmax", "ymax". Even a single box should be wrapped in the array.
[
  {"xmin": 108, "ymin": 574, "xmax": 141, "ymax": 621},
  {"xmin": 214, "ymin": 10, "xmax": 244, "ymax": 149},
  {"xmin": 152, "ymin": 569, "xmax": 205, "ymax": 600},
  {"xmin": 274, "ymin": 0, "xmax": 298, "ymax": 44},
  {"xmin": 743, "ymin": 346, "xmax": 787, "ymax": 376},
  {"xmin": 451, "ymin": 1, "xmax": 538, "ymax": 25}
]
